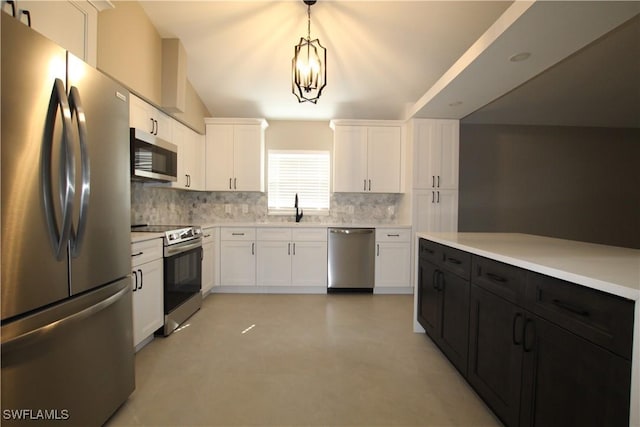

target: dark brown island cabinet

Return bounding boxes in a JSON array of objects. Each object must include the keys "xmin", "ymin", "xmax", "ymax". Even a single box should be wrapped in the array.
[{"xmin": 417, "ymin": 238, "xmax": 635, "ymax": 427}]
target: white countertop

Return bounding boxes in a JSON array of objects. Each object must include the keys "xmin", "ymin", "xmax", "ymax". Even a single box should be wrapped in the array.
[
  {"xmin": 417, "ymin": 232, "xmax": 640, "ymax": 301},
  {"xmin": 199, "ymin": 222, "xmax": 411, "ymax": 230}
]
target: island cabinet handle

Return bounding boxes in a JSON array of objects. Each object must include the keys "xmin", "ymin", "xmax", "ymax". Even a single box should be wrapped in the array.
[
  {"xmin": 131, "ymin": 251, "xmax": 144, "ymax": 257},
  {"xmin": 232, "ymin": 232, "xmax": 245, "ymax": 236},
  {"xmin": 387, "ymin": 233, "xmax": 400, "ymax": 237},
  {"xmin": 486, "ymin": 272, "xmax": 507, "ymax": 283},
  {"xmin": 552, "ymin": 298, "xmax": 590, "ymax": 317},
  {"xmin": 446, "ymin": 257, "xmax": 462, "ymax": 265}
]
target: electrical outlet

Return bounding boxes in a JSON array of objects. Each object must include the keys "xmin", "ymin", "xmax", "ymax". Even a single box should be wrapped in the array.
[
  {"xmin": 347, "ymin": 205, "xmax": 354, "ymax": 215},
  {"xmin": 242, "ymin": 204, "xmax": 248, "ymax": 214},
  {"xmin": 224, "ymin": 204, "xmax": 232, "ymax": 214},
  {"xmin": 387, "ymin": 206, "xmax": 395, "ymax": 215}
]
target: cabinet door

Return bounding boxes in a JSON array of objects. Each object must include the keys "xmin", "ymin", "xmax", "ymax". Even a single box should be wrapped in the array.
[
  {"xmin": 414, "ymin": 190, "xmax": 458, "ymax": 233},
  {"xmin": 437, "ymin": 120, "xmax": 459, "ymax": 189},
  {"xmin": 367, "ymin": 126, "xmax": 401, "ymax": 193},
  {"xmin": 130, "ymin": 94, "xmax": 154, "ymax": 133},
  {"xmin": 436, "ymin": 190, "xmax": 458, "ymax": 232},
  {"xmin": 520, "ymin": 316, "xmax": 632, "ymax": 427},
  {"xmin": 205, "ymin": 125, "xmax": 234, "ymax": 191},
  {"xmin": 171, "ymin": 121, "xmax": 190, "ymax": 189},
  {"xmin": 21, "ymin": 1, "xmax": 97, "ymax": 66},
  {"xmin": 132, "ymin": 259, "xmax": 163, "ymax": 348},
  {"xmin": 417, "ymin": 258, "xmax": 440, "ymax": 337},
  {"xmin": 413, "ymin": 120, "xmax": 438, "ymax": 189},
  {"xmin": 220, "ymin": 241, "xmax": 255, "ymax": 286},
  {"xmin": 375, "ymin": 242, "xmax": 410, "ymax": 287},
  {"xmin": 468, "ymin": 284, "xmax": 523, "ymax": 427},
  {"xmin": 233, "ymin": 124, "xmax": 264, "ymax": 191},
  {"xmin": 202, "ymin": 242, "xmax": 215, "ymax": 295},
  {"xmin": 412, "ymin": 119, "xmax": 458, "ymax": 190},
  {"xmin": 154, "ymin": 110, "xmax": 173, "ymax": 142},
  {"xmin": 333, "ymin": 126, "xmax": 367, "ymax": 192},
  {"xmin": 291, "ymin": 241, "xmax": 327, "ymax": 286},
  {"xmin": 438, "ymin": 270, "xmax": 469, "ymax": 376},
  {"xmin": 189, "ymin": 131, "xmax": 205, "ymax": 190},
  {"xmin": 257, "ymin": 241, "xmax": 291, "ymax": 285}
]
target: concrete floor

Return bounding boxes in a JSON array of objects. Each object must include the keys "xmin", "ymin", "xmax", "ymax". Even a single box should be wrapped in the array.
[{"xmin": 107, "ymin": 293, "xmax": 501, "ymax": 426}]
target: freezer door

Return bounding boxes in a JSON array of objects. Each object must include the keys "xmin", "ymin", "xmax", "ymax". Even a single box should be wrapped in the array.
[
  {"xmin": 1, "ymin": 279, "xmax": 135, "ymax": 426},
  {"xmin": 1, "ymin": 13, "xmax": 71, "ymax": 320},
  {"xmin": 66, "ymin": 53, "xmax": 131, "ymax": 295}
]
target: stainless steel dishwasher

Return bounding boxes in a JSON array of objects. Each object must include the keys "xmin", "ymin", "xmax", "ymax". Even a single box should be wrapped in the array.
[{"xmin": 327, "ymin": 228, "xmax": 375, "ymax": 292}]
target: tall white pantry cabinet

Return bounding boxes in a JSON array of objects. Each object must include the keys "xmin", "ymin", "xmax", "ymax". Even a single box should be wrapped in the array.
[{"xmin": 410, "ymin": 119, "xmax": 459, "ymax": 234}]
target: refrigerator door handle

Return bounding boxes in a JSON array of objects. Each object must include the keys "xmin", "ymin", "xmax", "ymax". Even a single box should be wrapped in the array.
[
  {"xmin": 42, "ymin": 78, "xmax": 75, "ymax": 261},
  {"xmin": 68, "ymin": 86, "xmax": 90, "ymax": 257},
  {"xmin": 0, "ymin": 284, "xmax": 129, "ymax": 351}
]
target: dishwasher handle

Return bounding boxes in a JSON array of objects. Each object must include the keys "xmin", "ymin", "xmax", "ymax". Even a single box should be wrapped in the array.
[{"xmin": 329, "ymin": 228, "xmax": 374, "ymax": 235}]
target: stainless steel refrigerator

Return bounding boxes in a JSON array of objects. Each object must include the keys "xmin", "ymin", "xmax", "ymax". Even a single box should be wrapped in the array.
[{"xmin": 1, "ymin": 12, "xmax": 134, "ymax": 426}]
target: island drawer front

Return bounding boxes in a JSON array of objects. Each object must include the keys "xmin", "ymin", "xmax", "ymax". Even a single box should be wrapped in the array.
[
  {"xmin": 440, "ymin": 246, "xmax": 471, "ymax": 280},
  {"xmin": 419, "ymin": 239, "xmax": 441, "ymax": 265},
  {"xmin": 221, "ymin": 228, "xmax": 256, "ymax": 241},
  {"xmin": 472, "ymin": 256, "xmax": 526, "ymax": 305},
  {"xmin": 526, "ymin": 272, "xmax": 635, "ymax": 360}
]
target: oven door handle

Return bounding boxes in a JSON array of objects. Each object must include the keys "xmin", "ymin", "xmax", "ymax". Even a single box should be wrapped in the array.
[{"xmin": 164, "ymin": 240, "xmax": 203, "ymax": 257}]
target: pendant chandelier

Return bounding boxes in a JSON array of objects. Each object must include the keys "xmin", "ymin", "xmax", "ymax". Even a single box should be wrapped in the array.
[{"xmin": 292, "ymin": 0, "xmax": 327, "ymax": 103}]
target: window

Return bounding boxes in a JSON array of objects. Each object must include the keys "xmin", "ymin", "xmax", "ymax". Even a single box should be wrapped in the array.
[{"xmin": 268, "ymin": 150, "xmax": 330, "ymax": 214}]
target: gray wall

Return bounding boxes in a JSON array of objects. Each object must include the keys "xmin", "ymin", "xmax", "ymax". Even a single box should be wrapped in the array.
[{"xmin": 458, "ymin": 124, "xmax": 640, "ymax": 249}]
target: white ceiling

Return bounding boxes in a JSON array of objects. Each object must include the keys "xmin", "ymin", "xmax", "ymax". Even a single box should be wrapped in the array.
[{"xmin": 139, "ymin": 1, "xmax": 640, "ymax": 123}]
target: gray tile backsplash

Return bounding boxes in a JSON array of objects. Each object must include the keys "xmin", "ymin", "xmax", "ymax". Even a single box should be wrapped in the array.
[{"xmin": 131, "ymin": 182, "xmax": 403, "ymax": 225}]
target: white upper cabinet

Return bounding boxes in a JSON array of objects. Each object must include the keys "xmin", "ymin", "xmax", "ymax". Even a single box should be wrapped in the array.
[
  {"xmin": 171, "ymin": 121, "xmax": 204, "ymax": 190},
  {"xmin": 412, "ymin": 119, "xmax": 459, "ymax": 190},
  {"xmin": 204, "ymin": 118, "xmax": 268, "ymax": 192},
  {"xmin": 8, "ymin": 0, "xmax": 99, "ymax": 66},
  {"xmin": 129, "ymin": 94, "xmax": 173, "ymax": 142},
  {"xmin": 331, "ymin": 120, "xmax": 403, "ymax": 193}
]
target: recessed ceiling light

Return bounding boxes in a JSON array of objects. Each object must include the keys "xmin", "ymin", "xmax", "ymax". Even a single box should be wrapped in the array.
[
  {"xmin": 449, "ymin": 101, "xmax": 463, "ymax": 107},
  {"xmin": 509, "ymin": 52, "xmax": 531, "ymax": 62}
]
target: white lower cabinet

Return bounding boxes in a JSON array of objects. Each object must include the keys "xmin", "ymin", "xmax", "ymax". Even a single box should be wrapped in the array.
[
  {"xmin": 375, "ymin": 228, "xmax": 411, "ymax": 292},
  {"xmin": 256, "ymin": 228, "xmax": 327, "ymax": 288},
  {"xmin": 201, "ymin": 227, "xmax": 218, "ymax": 295},
  {"xmin": 131, "ymin": 238, "xmax": 164, "ymax": 351},
  {"xmin": 220, "ymin": 228, "xmax": 256, "ymax": 286}
]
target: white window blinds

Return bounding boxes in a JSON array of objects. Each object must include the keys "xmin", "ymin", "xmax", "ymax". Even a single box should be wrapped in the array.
[{"xmin": 268, "ymin": 150, "xmax": 330, "ymax": 213}]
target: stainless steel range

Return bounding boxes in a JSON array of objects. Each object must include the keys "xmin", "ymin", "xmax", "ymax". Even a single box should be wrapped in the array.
[{"xmin": 132, "ymin": 225, "xmax": 203, "ymax": 335}]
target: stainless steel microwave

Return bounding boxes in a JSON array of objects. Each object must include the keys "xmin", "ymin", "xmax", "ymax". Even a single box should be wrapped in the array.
[{"xmin": 130, "ymin": 128, "xmax": 178, "ymax": 182}]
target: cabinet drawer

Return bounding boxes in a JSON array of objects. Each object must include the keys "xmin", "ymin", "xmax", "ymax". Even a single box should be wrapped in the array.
[
  {"xmin": 440, "ymin": 246, "xmax": 471, "ymax": 280},
  {"xmin": 419, "ymin": 239, "xmax": 441, "ymax": 264},
  {"xmin": 472, "ymin": 256, "xmax": 526, "ymax": 305},
  {"xmin": 526, "ymin": 272, "xmax": 635, "ymax": 360},
  {"xmin": 131, "ymin": 238, "xmax": 163, "ymax": 267},
  {"xmin": 221, "ymin": 227, "xmax": 256, "ymax": 241},
  {"xmin": 376, "ymin": 228, "xmax": 410, "ymax": 242},
  {"xmin": 292, "ymin": 228, "xmax": 327, "ymax": 242},
  {"xmin": 202, "ymin": 227, "xmax": 217, "ymax": 243},
  {"xmin": 257, "ymin": 228, "xmax": 291, "ymax": 241}
]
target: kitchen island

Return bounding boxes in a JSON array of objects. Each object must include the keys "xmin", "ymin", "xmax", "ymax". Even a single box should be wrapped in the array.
[{"xmin": 414, "ymin": 232, "xmax": 640, "ymax": 427}]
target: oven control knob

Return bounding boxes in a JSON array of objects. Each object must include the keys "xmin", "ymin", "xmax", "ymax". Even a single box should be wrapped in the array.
[{"xmin": 168, "ymin": 233, "xmax": 178, "ymax": 241}]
